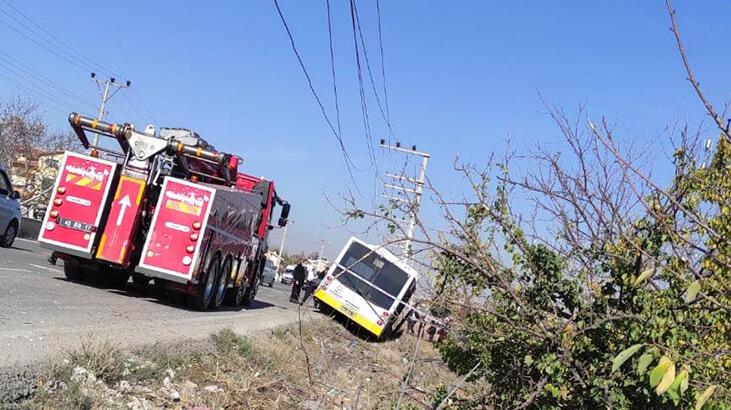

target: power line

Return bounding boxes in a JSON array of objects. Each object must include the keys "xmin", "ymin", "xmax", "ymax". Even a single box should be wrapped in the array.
[
  {"xmin": 349, "ymin": 0, "xmax": 378, "ymax": 174},
  {"xmin": 375, "ymin": 0, "xmax": 391, "ymax": 125},
  {"xmin": 0, "ymin": 2, "xmax": 157, "ymax": 124},
  {"xmin": 0, "ymin": 49, "xmax": 96, "ymax": 110},
  {"xmin": 0, "ymin": 60, "xmax": 79, "ymax": 110},
  {"xmin": 325, "ymin": 0, "xmax": 342, "ymax": 139},
  {"xmin": 131, "ymin": 88, "xmax": 157, "ymax": 125},
  {"xmin": 0, "ymin": 60, "xmax": 80, "ymax": 111},
  {"xmin": 0, "ymin": 19, "xmax": 91, "ymax": 73},
  {"xmin": 273, "ymin": 0, "xmax": 363, "ymax": 188},
  {"xmin": 0, "ymin": 69, "xmax": 71, "ymax": 115},
  {"xmin": 351, "ymin": 0, "xmax": 394, "ymax": 138},
  {"xmin": 1, "ymin": 0, "xmax": 120, "ymax": 79}
]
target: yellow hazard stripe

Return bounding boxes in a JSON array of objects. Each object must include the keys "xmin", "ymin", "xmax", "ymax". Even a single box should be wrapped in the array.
[
  {"xmin": 165, "ymin": 199, "xmax": 201, "ymax": 216},
  {"xmin": 314, "ymin": 289, "xmax": 384, "ymax": 337},
  {"xmin": 117, "ymin": 176, "xmax": 146, "ymax": 205},
  {"xmin": 67, "ymin": 176, "xmax": 102, "ymax": 191},
  {"xmin": 96, "ymin": 233, "xmax": 109, "ymax": 259}
]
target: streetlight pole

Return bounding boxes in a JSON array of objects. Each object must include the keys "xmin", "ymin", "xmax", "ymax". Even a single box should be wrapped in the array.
[{"xmin": 276, "ymin": 220, "xmax": 292, "ymax": 278}]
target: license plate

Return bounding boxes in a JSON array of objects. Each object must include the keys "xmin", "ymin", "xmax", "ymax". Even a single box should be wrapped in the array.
[
  {"xmin": 341, "ymin": 306, "xmax": 355, "ymax": 318},
  {"xmin": 341, "ymin": 304, "xmax": 357, "ymax": 318},
  {"xmin": 58, "ymin": 218, "xmax": 95, "ymax": 233}
]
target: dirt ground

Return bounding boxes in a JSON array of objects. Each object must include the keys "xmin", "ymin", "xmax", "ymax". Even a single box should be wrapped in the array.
[{"xmin": 13, "ymin": 315, "xmax": 475, "ymax": 409}]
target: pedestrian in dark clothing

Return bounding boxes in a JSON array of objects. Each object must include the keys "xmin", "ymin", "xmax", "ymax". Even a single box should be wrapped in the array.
[
  {"xmin": 407, "ymin": 302, "xmax": 423, "ymax": 335},
  {"xmin": 290, "ymin": 262, "xmax": 307, "ymax": 303},
  {"xmin": 301, "ymin": 269, "xmax": 327, "ymax": 305}
]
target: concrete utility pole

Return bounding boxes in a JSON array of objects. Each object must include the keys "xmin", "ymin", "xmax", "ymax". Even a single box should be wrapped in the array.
[
  {"xmin": 317, "ymin": 239, "xmax": 331, "ymax": 261},
  {"xmin": 90, "ymin": 72, "xmax": 130, "ymax": 147},
  {"xmin": 380, "ymin": 139, "xmax": 430, "ymax": 257}
]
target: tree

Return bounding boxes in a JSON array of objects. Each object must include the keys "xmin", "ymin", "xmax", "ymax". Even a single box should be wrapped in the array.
[
  {"xmin": 341, "ymin": 3, "xmax": 729, "ymax": 408},
  {"xmin": 0, "ymin": 97, "xmax": 46, "ymax": 169}
]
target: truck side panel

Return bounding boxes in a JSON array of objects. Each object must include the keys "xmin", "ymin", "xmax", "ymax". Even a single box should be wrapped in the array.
[
  {"xmin": 203, "ymin": 186, "xmax": 261, "ymax": 284},
  {"xmin": 38, "ymin": 152, "xmax": 117, "ymax": 257},
  {"xmin": 136, "ymin": 177, "xmax": 216, "ymax": 283}
]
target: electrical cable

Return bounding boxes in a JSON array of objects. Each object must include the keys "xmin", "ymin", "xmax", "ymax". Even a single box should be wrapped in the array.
[
  {"xmin": 375, "ymin": 0, "xmax": 391, "ymax": 127},
  {"xmin": 0, "ymin": 2, "xmax": 158, "ymax": 124},
  {"xmin": 0, "ymin": 19, "xmax": 91, "ymax": 73},
  {"xmin": 351, "ymin": 0, "xmax": 394, "ymax": 138},
  {"xmin": 348, "ymin": 0, "xmax": 378, "ymax": 173},
  {"xmin": 131, "ymin": 88, "xmax": 157, "ymax": 125},
  {"xmin": 1, "ymin": 0, "xmax": 120, "ymax": 78},
  {"xmin": 325, "ymin": 0, "xmax": 342, "ymax": 139},
  {"xmin": 0, "ymin": 49, "xmax": 97, "ymax": 111},
  {"xmin": 0, "ymin": 69, "xmax": 71, "ymax": 115},
  {"xmin": 273, "ymin": 0, "xmax": 364, "ymax": 192}
]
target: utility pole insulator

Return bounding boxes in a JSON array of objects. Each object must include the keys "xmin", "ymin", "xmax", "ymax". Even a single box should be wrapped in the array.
[{"xmin": 91, "ymin": 74, "xmax": 132, "ymax": 147}]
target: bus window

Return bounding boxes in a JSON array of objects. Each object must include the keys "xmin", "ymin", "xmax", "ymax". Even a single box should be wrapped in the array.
[
  {"xmin": 367, "ymin": 262, "xmax": 409, "ymax": 308},
  {"xmin": 334, "ymin": 241, "xmax": 411, "ymax": 310}
]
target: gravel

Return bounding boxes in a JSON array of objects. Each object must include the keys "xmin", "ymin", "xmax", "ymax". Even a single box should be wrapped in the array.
[{"xmin": 0, "ymin": 364, "xmax": 38, "ymax": 404}]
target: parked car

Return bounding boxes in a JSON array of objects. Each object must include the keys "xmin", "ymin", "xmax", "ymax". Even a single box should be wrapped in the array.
[
  {"xmin": 0, "ymin": 165, "xmax": 21, "ymax": 248},
  {"xmin": 261, "ymin": 261, "xmax": 276, "ymax": 287},
  {"xmin": 281, "ymin": 264, "xmax": 295, "ymax": 285}
]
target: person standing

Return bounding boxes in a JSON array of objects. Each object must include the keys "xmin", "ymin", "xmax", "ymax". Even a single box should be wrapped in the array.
[
  {"xmin": 290, "ymin": 260, "xmax": 306, "ymax": 303},
  {"xmin": 301, "ymin": 268, "xmax": 327, "ymax": 305},
  {"xmin": 406, "ymin": 301, "xmax": 423, "ymax": 335}
]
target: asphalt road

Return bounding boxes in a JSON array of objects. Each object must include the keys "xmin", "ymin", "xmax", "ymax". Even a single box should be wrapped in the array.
[{"xmin": 0, "ymin": 239, "xmax": 311, "ymax": 367}]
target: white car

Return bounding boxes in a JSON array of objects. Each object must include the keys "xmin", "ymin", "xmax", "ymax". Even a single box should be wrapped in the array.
[
  {"xmin": 261, "ymin": 261, "xmax": 276, "ymax": 287},
  {"xmin": 281, "ymin": 264, "xmax": 295, "ymax": 285},
  {"xmin": 0, "ymin": 165, "xmax": 21, "ymax": 248}
]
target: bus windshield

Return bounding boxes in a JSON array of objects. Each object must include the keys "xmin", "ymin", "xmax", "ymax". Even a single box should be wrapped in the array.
[{"xmin": 334, "ymin": 242, "xmax": 410, "ymax": 310}]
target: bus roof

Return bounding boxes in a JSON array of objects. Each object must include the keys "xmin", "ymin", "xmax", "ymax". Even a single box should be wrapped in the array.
[{"xmin": 343, "ymin": 236, "xmax": 419, "ymax": 279}]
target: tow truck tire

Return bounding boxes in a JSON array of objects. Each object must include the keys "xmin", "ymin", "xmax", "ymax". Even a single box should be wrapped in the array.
[
  {"xmin": 1, "ymin": 220, "xmax": 17, "ymax": 248},
  {"xmin": 132, "ymin": 273, "xmax": 150, "ymax": 287},
  {"xmin": 241, "ymin": 272, "xmax": 259, "ymax": 308},
  {"xmin": 63, "ymin": 261, "xmax": 82, "ymax": 281},
  {"xmin": 191, "ymin": 253, "xmax": 220, "ymax": 311},
  {"xmin": 226, "ymin": 281, "xmax": 246, "ymax": 307},
  {"xmin": 107, "ymin": 271, "xmax": 130, "ymax": 289},
  {"xmin": 211, "ymin": 257, "xmax": 232, "ymax": 310}
]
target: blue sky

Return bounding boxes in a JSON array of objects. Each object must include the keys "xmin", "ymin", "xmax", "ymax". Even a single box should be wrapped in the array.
[{"xmin": 1, "ymin": 1, "xmax": 729, "ymax": 258}]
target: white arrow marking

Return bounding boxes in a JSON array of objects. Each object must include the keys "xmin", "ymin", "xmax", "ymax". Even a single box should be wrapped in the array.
[{"xmin": 116, "ymin": 194, "xmax": 132, "ymax": 226}]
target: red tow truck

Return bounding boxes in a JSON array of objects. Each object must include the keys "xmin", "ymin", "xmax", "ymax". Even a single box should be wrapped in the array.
[{"xmin": 38, "ymin": 113, "xmax": 290, "ymax": 310}]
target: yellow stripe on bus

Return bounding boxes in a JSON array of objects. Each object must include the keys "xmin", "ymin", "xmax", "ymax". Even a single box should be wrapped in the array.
[{"xmin": 314, "ymin": 289, "xmax": 384, "ymax": 337}]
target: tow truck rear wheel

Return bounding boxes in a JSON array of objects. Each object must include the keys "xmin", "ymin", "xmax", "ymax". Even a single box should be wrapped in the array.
[
  {"xmin": 211, "ymin": 257, "xmax": 232, "ymax": 310},
  {"xmin": 227, "ymin": 284, "xmax": 245, "ymax": 307},
  {"xmin": 63, "ymin": 261, "xmax": 82, "ymax": 281},
  {"xmin": 106, "ymin": 271, "xmax": 130, "ymax": 289},
  {"xmin": 241, "ymin": 270, "xmax": 260, "ymax": 307},
  {"xmin": 132, "ymin": 273, "xmax": 150, "ymax": 287},
  {"xmin": 191, "ymin": 253, "xmax": 220, "ymax": 311}
]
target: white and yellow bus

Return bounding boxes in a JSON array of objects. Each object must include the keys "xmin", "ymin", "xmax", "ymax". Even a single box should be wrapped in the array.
[{"xmin": 313, "ymin": 237, "xmax": 417, "ymax": 338}]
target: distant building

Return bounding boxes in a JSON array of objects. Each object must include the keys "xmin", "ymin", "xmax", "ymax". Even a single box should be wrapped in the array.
[
  {"xmin": 265, "ymin": 250, "xmax": 283, "ymax": 271},
  {"xmin": 10, "ymin": 150, "xmax": 64, "ymax": 219}
]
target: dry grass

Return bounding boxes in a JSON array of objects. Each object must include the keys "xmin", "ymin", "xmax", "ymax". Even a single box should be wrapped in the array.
[{"xmin": 22, "ymin": 318, "xmax": 463, "ymax": 409}]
